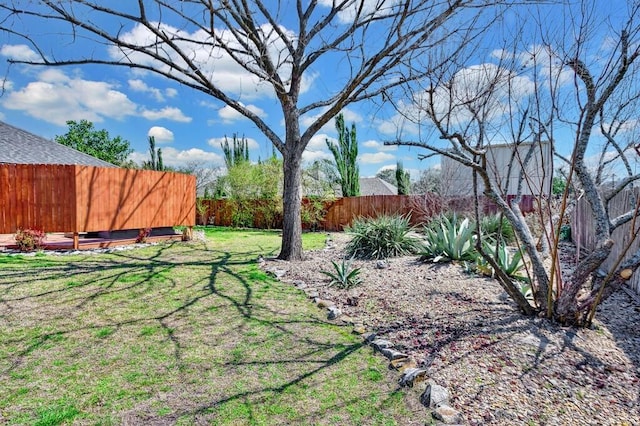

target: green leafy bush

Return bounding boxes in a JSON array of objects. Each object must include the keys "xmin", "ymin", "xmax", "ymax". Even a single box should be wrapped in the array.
[
  {"xmin": 346, "ymin": 215, "xmax": 423, "ymax": 259},
  {"xmin": 420, "ymin": 214, "xmax": 477, "ymax": 262},
  {"xmin": 480, "ymin": 214, "xmax": 516, "ymax": 243},
  {"xmin": 14, "ymin": 228, "xmax": 45, "ymax": 252},
  {"xmin": 321, "ymin": 257, "xmax": 362, "ymax": 289}
]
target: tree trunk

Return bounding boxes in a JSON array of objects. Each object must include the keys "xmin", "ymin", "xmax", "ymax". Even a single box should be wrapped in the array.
[{"xmin": 279, "ymin": 149, "xmax": 303, "ymax": 260}]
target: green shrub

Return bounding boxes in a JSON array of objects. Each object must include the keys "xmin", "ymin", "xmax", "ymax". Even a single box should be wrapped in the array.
[
  {"xmin": 14, "ymin": 228, "xmax": 45, "ymax": 252},
  {"xmin": 346, "ymin": 215, "xmax": 423, "ymax": 259},
  {"xmin": 480, "ymin": 214, "xmax": 515, "ymax": 243},
  {"xmin": 321, "ymin": 257, "xmax": 362, "ymax": 289},
  {"xmin": 420, "ymin": 214, "xmax": 477, "ymax": 262}
]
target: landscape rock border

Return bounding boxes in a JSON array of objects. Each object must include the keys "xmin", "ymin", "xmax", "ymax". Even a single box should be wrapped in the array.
[{"xmin": 260, "ymin": 241, "xmax": 465, "ymax": 425}]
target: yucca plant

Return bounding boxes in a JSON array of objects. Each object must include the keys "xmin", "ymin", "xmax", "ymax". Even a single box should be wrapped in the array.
[
  {"xmin": 346, "ymin": 214, "xmax": 423, "ymax": 259},
  {"xmin": 321, "ymin": 257, "xmax": 362, "ymax": 289},
  {"xmin": 420, "ymin": 214, "xmax": 477, "ymax": 262}
]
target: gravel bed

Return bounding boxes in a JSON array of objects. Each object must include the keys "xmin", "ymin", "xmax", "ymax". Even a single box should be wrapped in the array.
[{"xmin": 275, "ymin": 233, "xmax": 640, "ymax": 425}]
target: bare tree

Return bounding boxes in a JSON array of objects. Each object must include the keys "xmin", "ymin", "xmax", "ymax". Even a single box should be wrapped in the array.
[
  {"xmin": 176, "ymin": 161, "xmax": 221, "ymax": 196},
  {"xmin": 0, "ymin": 0, "xmax": 504, "ymax": 260},
  {"xmin": 389, "ymin": 2, "xmax": 640, "ymax": 326}
]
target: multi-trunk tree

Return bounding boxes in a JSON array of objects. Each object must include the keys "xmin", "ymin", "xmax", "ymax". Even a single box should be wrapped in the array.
[
  {"xmin": 0, "ymin": 0, "xmax": 504, "ymax": 260},
  {"xmin": 390, "ymin": 1, "xmax": 640, "ymax": 326}
]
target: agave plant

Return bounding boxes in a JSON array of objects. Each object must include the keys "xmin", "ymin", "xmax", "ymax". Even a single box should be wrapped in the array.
[
  {"xmin": 420, "ymin": 214, "xmax": 477, "ymax": 262},
  {"xmin": 476, "ymin": 240, "xmax": 530, "ymax": 283},
  {"xmin": 321, "ymin": 257, "xmax": 362, "ymax": 289}
]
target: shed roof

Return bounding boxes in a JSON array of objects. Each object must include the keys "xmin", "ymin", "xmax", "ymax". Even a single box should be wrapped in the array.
[{"xmin": 0, "ymin": 120, "xmax": 116, "ymax": 167}]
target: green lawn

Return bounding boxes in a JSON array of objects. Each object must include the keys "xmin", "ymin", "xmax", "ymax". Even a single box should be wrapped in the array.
[{"xmin": 0, "ymin": 227, "xmax": 424, "ymax": 425}]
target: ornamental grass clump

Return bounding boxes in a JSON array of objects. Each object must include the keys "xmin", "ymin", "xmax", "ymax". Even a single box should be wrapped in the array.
[{"xmin": 345, "ymin": 214, "xmax": 424, "ymax": 259}]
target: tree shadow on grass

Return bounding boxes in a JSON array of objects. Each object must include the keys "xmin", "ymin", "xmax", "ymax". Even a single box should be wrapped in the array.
[{"xmin": 0, "ymin": 240, "xmax": 415, "ymax": 425}]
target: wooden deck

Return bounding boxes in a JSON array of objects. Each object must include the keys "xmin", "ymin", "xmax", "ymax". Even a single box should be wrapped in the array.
[{"xmin": 0, "ymin": 232, "xmax": 184, "ymax": 251}]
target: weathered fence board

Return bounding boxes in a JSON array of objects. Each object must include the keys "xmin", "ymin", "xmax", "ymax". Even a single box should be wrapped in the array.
[{"xmin": 571, "ymin": 188, "xmax": 640, "ymax": 294}]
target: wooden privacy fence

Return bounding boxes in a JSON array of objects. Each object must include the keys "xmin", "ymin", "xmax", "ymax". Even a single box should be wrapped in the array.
[
  {"xmin": 197, "ymin": 194, "xmax": 537, "ymax": 231},
  {"xmin": 1, "ymin": 164, "xmax": 195, "ymax": 243},
  {"xmin": 571, "ymin": 188, "xmax": 640, "ymax": 295}
]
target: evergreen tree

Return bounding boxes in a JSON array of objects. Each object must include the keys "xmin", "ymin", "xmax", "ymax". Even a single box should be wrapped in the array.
[
  {"xmin": 396, "ymin": 161, "xmax": 411, "ymax": 195},
  {"xmin": 326, "ymin": 113, "xmax": 360, "ymax": 197},
  {"xmin": 142, "ymin": 136, "xmax": 165, "ymax": 170}
]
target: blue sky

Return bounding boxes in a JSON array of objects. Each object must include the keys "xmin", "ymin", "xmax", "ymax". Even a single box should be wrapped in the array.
[{"xmin": 0, "ymin": 1, "xmax": 635, "ymax": 179}]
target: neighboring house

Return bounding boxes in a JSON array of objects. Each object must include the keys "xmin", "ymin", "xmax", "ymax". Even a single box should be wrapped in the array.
[
  {"xmin": 358, "ymin": 177, "xmax": 398, "ymax": 196},
  {"xmin": 440, "ymin": 141, "xmax": 552, "ymax": 197},
  {"xmin": 0, "ymin": 120, "xmax": 116, "ymax": 167}
]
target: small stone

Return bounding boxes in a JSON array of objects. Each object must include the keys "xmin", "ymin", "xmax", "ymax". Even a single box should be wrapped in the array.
[
  {"xmin": 316, "ymin": 299, "xmax": 335, "ymax": 309},
  {"xmin": 433, "ymin": 404, "xmax": 463, "ymax": 424},
  {"xmin": 327, "ymin": 306, "xmax": 342, "ymax": 320},
  {"xmin": 292, "ymin": 280, "xmax": 307, "ymax": 289},
  {"xmin": 376, "ymin": 259, "xmax": 389, "ymax": 269},
  {"xmin": 398, "ymin": 367, "xmax": 428, "ymax": 387},
  {"xmin": 352, "ymin": 325, "xmax": 367, "ymax": 334},
  {"xmin": 391, "ymin": 357, "xmax": 419, "ymax": 373},
  {"xmin": 362, "ymin": 332, "xmax": 377, "ymax": 343},
  {"xmin": 380, "ymin": 347, "xmax": 408, "ymax": 360},
  {"xmin": 304, "ymin": 289, "xmax": 319, "ymax": 299},
  {"xmin": 371, "ymin": 339, "xmax": 394, "ymax": 350},
  {"xmin": 420, "ymin": 383, "xmax": 450, "ymax": 409},
  {"xmin": 339, "ymin": 315, "xmax": 355, "ymax": 325}
]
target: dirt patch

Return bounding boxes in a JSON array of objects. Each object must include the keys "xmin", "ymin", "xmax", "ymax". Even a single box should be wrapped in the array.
[{"xmin": 272, "ymin": 233, "xmax": 640, "ymax": 425}]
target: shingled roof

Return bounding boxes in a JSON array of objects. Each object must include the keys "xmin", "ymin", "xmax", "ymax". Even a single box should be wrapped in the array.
[
  {"xmin": 359, "ymin": 177, "xmax": 398, "ymax": 196},
  {"xmin": 0, "ymin": 120, "xmax": 116, "ymax": 167}
]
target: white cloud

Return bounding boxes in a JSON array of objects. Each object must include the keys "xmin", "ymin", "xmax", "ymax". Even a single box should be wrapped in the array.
[
  {"xmin": 302, "ymin": 149, "xmax": 332, "ymax": 164},
  {"xmin": 207, "ymin": 136, "xmax": 260, "ymax": 152},
  {"xmin": 148, "ymin": 126, "xmax": 174, "ymax": 143},
  {"xmin": 110, "ymin": 22, "xmax": 313, "ymax": 101},
  {"xmin": 362, "ymin": 139, "xmax": 397, "ymax": 152},
  {"xmin": 300, "ymin": 107, "xmax": 363, "ymax": 132},
  {"xmin": 2, "ymin": 70, "xmax": 137, "ymax": 125},
  {"xmin": 165, "ymin": 88, "xmax": 178, "ymax": 98},
  {"xmin": 359, "ymin": 152, "xmax": 395, "ymax": 164},
  {"xmin": 307, "ymin": 133, "xmax": 333, "ymax": 151},
  {"xmin": 0, "ymin": 44, "xmax": 39, "ymax": 61},
  {"xmin": 318, "ymin": 0, "xmax": 400, "ymax": 24},
  {"xmin": 218, "ymin": 103, "xmax": 266, "ymax": 123},
  {"xmin": 375, "ymin": 108, "xmax": 421, "ymax": 137},
  {"xmin": 376, "ymin": 164, "xmax": 397, "ymax": 174},
  {"xmin": 1, "ymin": 68, "xmax": 191, "ymax": 125},
  {"xmin": 141, "ymin": 106, "xmax": 192, "ymax": 122},
  {"xmin": 128, "ymin": 79, "xmax": 165, "ymax": 102},
  {"xmin": 130, "ymin": 146, "xmax": 224, "ymax": 168}
]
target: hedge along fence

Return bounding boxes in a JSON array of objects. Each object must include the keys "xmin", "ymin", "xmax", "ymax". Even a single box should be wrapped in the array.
[
  {"xmin": 196, "ymin": 194, "xmax": 537, "ymax": 231},
  {"xmin": 1, "ymin": 164, "xmax": 196, "ymax": 245},
  {"xmin": 572, "ymin": 187, "xmax": 640, "ymax": 295}
]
